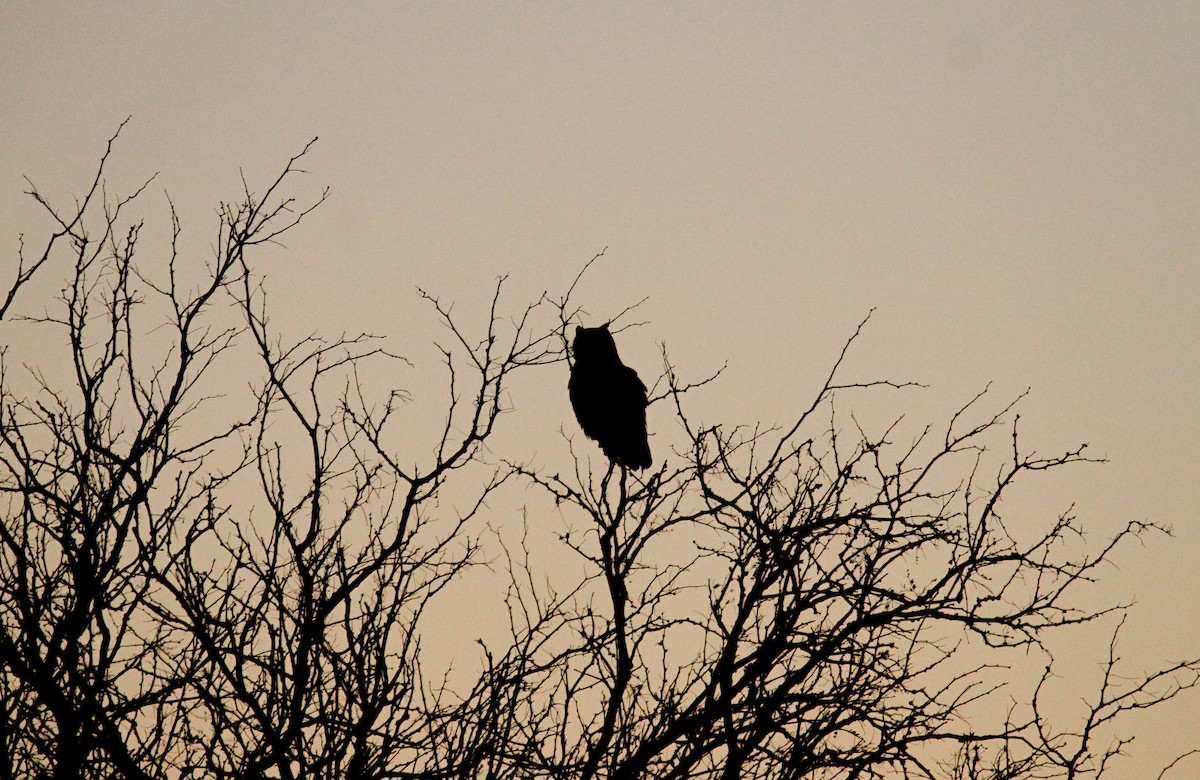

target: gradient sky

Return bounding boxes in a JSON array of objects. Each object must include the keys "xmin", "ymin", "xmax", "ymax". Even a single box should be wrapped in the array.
[{"xmin": 2, "ymin": 3, "xmax": 1198, "ymax": 775}]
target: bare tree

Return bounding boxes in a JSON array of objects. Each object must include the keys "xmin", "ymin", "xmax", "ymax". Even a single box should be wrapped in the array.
[{"xmin": 1, "ymin": 127, "xmax": 1196, "ymax": 780}]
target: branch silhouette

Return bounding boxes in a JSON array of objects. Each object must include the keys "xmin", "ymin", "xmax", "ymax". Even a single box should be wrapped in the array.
[{"xmin": 0, "ymin": 128, "xmax": 1196, "ymax": 780}]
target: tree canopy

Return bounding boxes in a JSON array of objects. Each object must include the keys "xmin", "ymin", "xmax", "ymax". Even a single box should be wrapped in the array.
[{"xmin": 1, "ymin": 128, "xmax": 1196, "ymax": 780}]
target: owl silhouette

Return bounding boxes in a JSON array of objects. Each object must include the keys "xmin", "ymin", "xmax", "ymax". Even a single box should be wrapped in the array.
[{"xmin": 568, "ymin": 325, "xmax": 652, "ymax": 470}]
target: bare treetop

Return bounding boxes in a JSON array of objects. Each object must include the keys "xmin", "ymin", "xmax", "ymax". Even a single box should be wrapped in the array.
[{"xmin": 0, "ymin": 127, "xmax": 1196, "ymax": 780}]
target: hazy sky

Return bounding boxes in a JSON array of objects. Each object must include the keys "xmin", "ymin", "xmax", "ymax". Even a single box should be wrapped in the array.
[{"xmin": 2, "ymin": 3, "xmax": 1198, "ymax": 774}]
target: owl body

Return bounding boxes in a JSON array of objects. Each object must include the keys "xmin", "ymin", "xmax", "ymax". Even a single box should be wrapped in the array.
[{"xmin": 569, "ymin": 325, "xmax": 652, "ymax": 470}]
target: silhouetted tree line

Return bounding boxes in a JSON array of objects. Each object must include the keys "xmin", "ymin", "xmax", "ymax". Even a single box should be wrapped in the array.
[{"xmin": 1, "ymin": 125, "xmax": 1197, "ymax": 779}]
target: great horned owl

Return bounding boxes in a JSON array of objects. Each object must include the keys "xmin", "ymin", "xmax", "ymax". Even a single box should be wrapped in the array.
[{"xmin": 568, "ymin": 325, "xmax": 652, "ymax": 470}]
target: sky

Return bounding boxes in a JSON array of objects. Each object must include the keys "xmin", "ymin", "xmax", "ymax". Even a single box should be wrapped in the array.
[{"xmin": 2, "ymin": 3, "xmax": 1198, "ymax": 775}]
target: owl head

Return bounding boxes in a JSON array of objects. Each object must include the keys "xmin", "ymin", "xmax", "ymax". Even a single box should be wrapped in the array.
[{"xmin": 573, "ymin": 324, "xmax": 620, "ymax": 363}]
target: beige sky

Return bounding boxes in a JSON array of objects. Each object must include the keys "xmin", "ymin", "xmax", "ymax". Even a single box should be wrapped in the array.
[{"xmin": 2, "ymin": 3, "xmax": 1198, "ymax": 774}]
